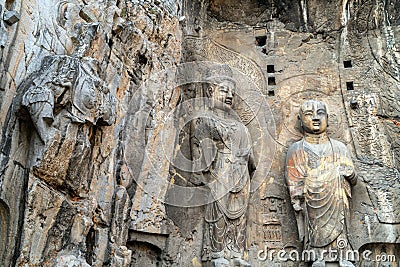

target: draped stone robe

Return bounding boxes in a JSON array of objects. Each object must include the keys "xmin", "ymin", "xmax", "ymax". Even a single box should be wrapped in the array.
[
  {"xmin": 193, "ymin": 110, "xmax": 255, "ymax": 259},
  {"xmin": 285, "ymin": 138, "xmax": 356, "ymax": 252}
]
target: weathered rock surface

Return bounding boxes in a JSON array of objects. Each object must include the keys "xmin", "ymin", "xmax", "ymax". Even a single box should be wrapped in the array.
[{"xmin": 0, "ymin": 0, "xmax": 399, "ymax": 266}]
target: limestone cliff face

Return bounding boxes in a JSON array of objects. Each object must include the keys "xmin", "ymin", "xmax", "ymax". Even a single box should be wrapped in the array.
[
  {"xmin": 0, "ymin": 0, "xmax": 181, "ymax": 266},
  {"xmin": 0, "ymin": 0, "xmax": 399, "ymax": 266}
]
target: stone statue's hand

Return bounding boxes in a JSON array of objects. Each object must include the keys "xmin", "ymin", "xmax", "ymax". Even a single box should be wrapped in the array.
[
  {"xmin": 344, "ymin": 172, "xmax": 357, "ymax": 186},
  {"xmin": 191, "ymin": 172, "xmax": 206, "ymax": 186},
  {"xmin": 292, "ymin": 199, "xmax": 303, "ymax": 211}
]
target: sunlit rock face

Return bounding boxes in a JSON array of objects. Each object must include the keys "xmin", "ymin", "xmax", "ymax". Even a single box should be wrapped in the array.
[{"xmin": 0, "ymin": 0, "xmax": 399, "ymax": 266}]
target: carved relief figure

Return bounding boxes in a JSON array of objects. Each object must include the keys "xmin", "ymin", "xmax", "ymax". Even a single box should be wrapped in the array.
[
  {"xmin": 285, "ymin": 100, "xmax": 357, "ymax": 267},
  {"xmin": 20, "ymin": 54, "xmax": 116, "ymax": 196},
  {"xmin": 22, "ymin": 56, "xmax": 76, "ymax": 143},
  {"xmin": 193, "ymin": 64, "xmax": 256, "ymax": 266},
  {"xmin": 22, "ymin": 55, "xmax": 116, "ymax": 145}
]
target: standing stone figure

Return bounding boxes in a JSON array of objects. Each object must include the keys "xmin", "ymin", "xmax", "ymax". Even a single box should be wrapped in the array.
[
  {"xmin": 194, "ymin": 64, "xmax": 255, "ymax": 266},
  {"xmin": 285, "ymin": 100, "xmax": 357, "ymax": 267}
]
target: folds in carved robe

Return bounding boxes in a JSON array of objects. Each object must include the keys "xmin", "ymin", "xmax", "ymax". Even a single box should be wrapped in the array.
[
  {"xmin": 286, "ymin": 138, "xmax": 356, "ymax": 251},
  {"xmin": 194, "ymin": 112, "xmax": 254, "ymax": 259}
]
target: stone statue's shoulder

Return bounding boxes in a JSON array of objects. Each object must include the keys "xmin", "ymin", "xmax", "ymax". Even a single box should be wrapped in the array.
[
  {"xmin": 329, "ymin": 138, "xmax": 348, "ymax": 150},
  {"xmin": 286, "ymin": 140, "xmax": 304, "ymax": 161},
  {"xmin": 287, "ymin": 139, "xmax": 303, "ymax": 153},
  {"xmin": 22, "ymin": 86, "xmax": 53, "ymax": 106}
]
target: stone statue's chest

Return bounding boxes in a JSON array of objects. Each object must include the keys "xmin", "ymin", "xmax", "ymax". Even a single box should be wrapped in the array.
[{"xmin": 303, "ymin": 142, "xmax": 335, "ymax": 170}]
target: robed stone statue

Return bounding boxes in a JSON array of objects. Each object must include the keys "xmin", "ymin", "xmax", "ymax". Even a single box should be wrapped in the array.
[
  {"xmin": 193, "ymin": 64, "xmax": 255, "ymax": 267},
  {"xmin": 285, "ymin": 100, "xmax": 357, "ymax": 267}
]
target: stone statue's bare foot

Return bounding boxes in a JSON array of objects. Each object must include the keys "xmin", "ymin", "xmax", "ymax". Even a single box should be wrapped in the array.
[
  {"xmin": 339, "ymin": 259, "xmax": 355, "ymax": 267},
  {"xmin": 233, "ymin": 258, "xmax": 251, "ymax": 266},
  {"xmin": 211, "ymin": 257, "xmax": 230, "ymax": 267},
  {"xmin": 312, "ymin": 260, "xmax": 325, "ymax": 267}
]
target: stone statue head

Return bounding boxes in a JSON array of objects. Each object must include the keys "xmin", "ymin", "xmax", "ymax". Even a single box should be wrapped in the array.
[
  {"xmin": 298, "ymin": 100, "xmax": 328, "ymax": 134},
  {"xmin": 204, "ymin": 64, "xmax": 236, "ymax": 109}
]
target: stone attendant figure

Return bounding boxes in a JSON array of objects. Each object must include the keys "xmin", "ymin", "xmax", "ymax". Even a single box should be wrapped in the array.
[
  {"xmin": 285, "ymin": 100, "xmax": 357, "ymax": 267},
  {"xmin": 193, "ymin": 64, "xmax": 255, "ymax": 267}
]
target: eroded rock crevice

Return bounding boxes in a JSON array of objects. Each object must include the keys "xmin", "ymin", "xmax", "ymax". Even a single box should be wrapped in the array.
[{"xmin": 0, "ymin": 0, "xmax": 399, "ymax": 266}]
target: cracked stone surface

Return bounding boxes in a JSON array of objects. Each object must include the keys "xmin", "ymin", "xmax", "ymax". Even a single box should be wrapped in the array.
[{"xmin": 0, "ymin": 0, "xmax": 399, "ymax": 267}]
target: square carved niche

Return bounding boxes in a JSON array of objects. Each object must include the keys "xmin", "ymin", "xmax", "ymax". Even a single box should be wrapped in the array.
[
  {"xmin": 268, "ymin": 77, "xmax": 276, "ymax": 85},
  {"xmin": 255, "ymin": 35, "xmax": 267, "ymax": 46},
  {"xmin": 267, "ymin": 65, "xmax": 275, "ymax": 73},
  {"xmin": 346, "ymin": 81, "xmax": 354, "ymax": 91},
  {"xmin": 343, "ymin": 60, "xmax": 352, "ymax": 68}
]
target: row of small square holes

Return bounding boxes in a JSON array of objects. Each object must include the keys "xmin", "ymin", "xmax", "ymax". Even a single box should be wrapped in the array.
[
  {"xmin": 344, "ymin": 60, "xmax": 354, "ymax": 91},
  {"xmin": 265, "ymin": 61, "xmax": 354, "ymax": 95},
  {"xmin": 258, "ymin": 33, "xmax": 354, "ymax": 93},
  {"xmin": 267, "ymin": 65, "xmax": 275, "ymax": 96},
  {"xmin": 255, "ymin": 36, "xmax": 275, "ymax": 96}
]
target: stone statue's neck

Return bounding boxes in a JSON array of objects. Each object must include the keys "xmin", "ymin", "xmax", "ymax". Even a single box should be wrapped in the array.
[
  {"xmin": 304, "ymin": 132, "xmax": 328, "ymax": 144},
  {"xmin": 212, "ymin": 105, "xmax": 234, "ymax": 117}
]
